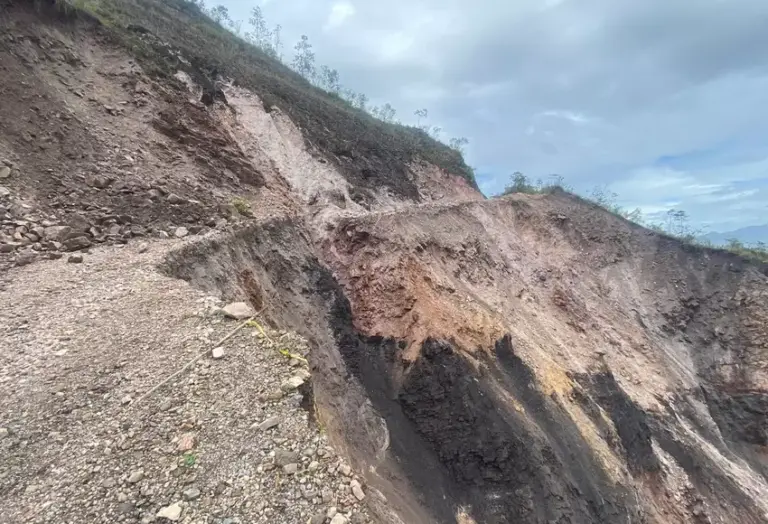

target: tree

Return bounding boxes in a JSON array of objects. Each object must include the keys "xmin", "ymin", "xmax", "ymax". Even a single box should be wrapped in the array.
[
  {"xmin": 428, "ymin": 126, "xmax": 442, "ymax": 140},
  {"xmin": 355, "ymin": 93, "xmax": 368, "ymax": 111},
  {"xmin": 449, "ymin": 137, "xmax": 469, "ymax": 154},
  {"xmin": 292, "ymin": 35, "xmax": 316, "ymax": 81},
  {"xmin": 319, "ymin": 65, "xmax": 341, "ymax": 93},
  {"xmin": 414, "ymin": 108, "xmax": 428, "ymax": 125},
  {"xmin": 209, "ymin": 4, "xmax": 230, "ymax": 24},
  {"xmin": 246, "ymin": 6, "xmax": 271, "ymax": 48},
  {"xmin": 503, "ymin": 172, "xmax": 536, "ymax": 194},
  {"xmin": 272, "ymin": 24, "xmax": 283, "ymax": 61},
  {"xmin": 379, "ymin": 103, "xmax": 396, "ymax": 123}
]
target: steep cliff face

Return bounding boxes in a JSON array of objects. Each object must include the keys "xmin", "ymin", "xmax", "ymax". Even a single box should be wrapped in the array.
[
  {"xmin": 3, "ymin": 2, "xmax": 768, "ymax": 524},
  {"xmin": 166, "ymin": 194, "xmax": 768, "ymax": 524}
]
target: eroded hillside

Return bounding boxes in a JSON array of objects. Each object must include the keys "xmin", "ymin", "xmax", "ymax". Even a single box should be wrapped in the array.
[{"xmin": 2, "ymin": 2, "xmax": 768, "ymax": 524}]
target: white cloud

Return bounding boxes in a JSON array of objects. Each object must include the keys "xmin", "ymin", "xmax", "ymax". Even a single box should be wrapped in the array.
[{"xmin": 324, "ymin": 2, "xmax": 355, "ymax": 31}]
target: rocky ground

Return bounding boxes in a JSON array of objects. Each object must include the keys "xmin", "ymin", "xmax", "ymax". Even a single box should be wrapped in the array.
[{"xmin": 0, "ymin": 238, "xmax": 372, "ymax": 524}]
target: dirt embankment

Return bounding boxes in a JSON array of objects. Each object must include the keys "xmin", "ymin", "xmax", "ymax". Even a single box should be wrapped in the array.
[{"xmin": 164, "ymin": 192, "xmax": 768, "ymax": 524}]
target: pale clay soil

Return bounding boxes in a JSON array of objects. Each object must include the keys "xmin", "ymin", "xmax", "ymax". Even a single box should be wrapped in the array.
[{"xmin": 0, "ymin": 238, "xmax": 373, "ymax": 524}]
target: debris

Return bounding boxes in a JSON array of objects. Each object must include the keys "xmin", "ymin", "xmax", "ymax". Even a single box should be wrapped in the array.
[
  {"xmin": 156, "ymin": 502, "xmax": 182, "ymax": 521},
  {"xmin": 222, "ymin": 302, "xmax": 255, "ymax": 320}
]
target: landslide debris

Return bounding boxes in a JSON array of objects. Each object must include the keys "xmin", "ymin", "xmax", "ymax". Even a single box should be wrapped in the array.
[{"xmin": 2, "ymin": 1, "xmax": 768, "ymax": 524}]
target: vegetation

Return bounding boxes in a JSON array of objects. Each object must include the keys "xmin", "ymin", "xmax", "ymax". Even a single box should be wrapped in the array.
[
  {"xmin": 501, "ymin": 172, "xmax": 768, "ymax": 263},
  {"xmin": 53, "ymin": 0, "xmax": 477, "ymax": 199}
]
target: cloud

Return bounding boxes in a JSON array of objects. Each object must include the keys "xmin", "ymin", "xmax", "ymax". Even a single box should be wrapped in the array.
[
  {"xmin": 324, "ymin": 2, "xmax": 355, "ymax": 31},
  {"xmin": 220, "ymin": 0, "xmax": 768, "ymax": 231}
]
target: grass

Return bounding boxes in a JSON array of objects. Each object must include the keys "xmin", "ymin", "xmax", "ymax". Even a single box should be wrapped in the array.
[
  {"xmin": 47, "ymin": 0, "xmax": 477, "ymax": 202},
  {"xmin": 181, "ymin": 451, "xmax": 197, "ymax": 468},
  {"xmin": 231, "ymin": 197, "xmax": 252, "ymax": 217}
]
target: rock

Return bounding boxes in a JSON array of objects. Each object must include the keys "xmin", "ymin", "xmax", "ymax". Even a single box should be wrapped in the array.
[
  {"xmin": 182, "ymin": 487, "xmax": 201, "ymax": 500},
  {"xmin": 321, "ymin": 488, "xmax": 333, "ymax": 503},
  {"xmin": 173, "ymin": 227, "xmax": 188, "ymax": 238},
  {"xmin": 0, "ymin": 187, "xmax": 10, "ymax": 198},
  {"xmin": 308, "ymin": 513, "xmax": 325, "ymax": 524},
  {"xmin": 0, "ymin": 243, "xmax": 16, "ymax": 253},
  {"xmin": 221, "ymin": 302, "xmax": 254, "ymax": 320},
  {"xmin": 166, "ymin": 193, "xmax": 184, "ymax": 205},
  {"xmin": 121, "ymin": 395, "xmax": 132, "ymax": 405},
  {"xmin": 275, "ymin": 450, "xmax": 299, "ymax": 466},
  {"xmin": 327, "ymin": 507, "xmax": 338, "ymax": 519},
  {"xmin": 177, "ymin": 432, "xmax": 196, "ymax": 452},
  {"xmin": 117, "ymin": 502, "xmax": 136, "ymax": 514},
  {"xmin": 281, "ymin": 376, "xmax": 305, "ymax": 392},
  {"xmin": 338, "ymin": 464, "xmax": 352, "ymax": 477},
  {"xmin": 15, "ymin": 251, "xmax": 36, "ymax": 266},
  {"xmin": 254, "ymin": 416, "xmax": 279, "ymax": 432},
  {"xmin": 0, "ymin": 167, "xmax": 10, "ymax": 179},
  {"xmin": 44, "ymin": 225, "xmax": 72, "ymax": 242},
  {"xmin": 127, "ymin": 470, "xmax": 144, "ymax": 484},
  {"xmin": 85, "ymin": 174, "xmax": 111, "ymax": 189},
  {"xmin": 211, "ymin": 346, "xmax": 225, "ymax": 359},
  {"xmin": 67, "ymin": 254, "xmax": 83, "ymax": 264},
  {"xmin": 283, "ymin": 463, "xmax": 298, "ymax": 475},
  {"xmin": 0, "ymin": 428, "xmax": 9, "ymax": 439},
  {"xmin": 350, "ymin": 480, "xmax": 365, "ymax": 501},
  {"xmin": 63, "ymin": 236, "xmax": 91, "ymax": 251},
  {"xmin": 329, "ymin": 515, "xmax": 348, "ymax": 524},
  {"xmin": 156, "ymin": 502, "xmax": 182, "ymax": 521},
  {"xmin": 137, "ymin": 242, "xmax": 149, "ymax": 253}
]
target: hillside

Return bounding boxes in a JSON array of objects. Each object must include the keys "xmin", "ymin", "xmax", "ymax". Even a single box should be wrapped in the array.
[
  {"xmin": 2, "ymin": 2, "xmax": 768, "ymax": 524},
  {"xmin": 701, "ymin": 225, "xmax": 768, "ymax": 246}
]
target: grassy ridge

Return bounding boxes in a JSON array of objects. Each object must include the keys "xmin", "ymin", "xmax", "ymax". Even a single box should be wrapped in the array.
[{"xmin": 53, "ymin": 0, "xmax": 477, "ymax": 202}]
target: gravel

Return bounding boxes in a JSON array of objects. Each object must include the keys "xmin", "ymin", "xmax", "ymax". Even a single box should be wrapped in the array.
[{"xmin": 0, "ymin": 240, "xmax": 373, "ymax": 524}]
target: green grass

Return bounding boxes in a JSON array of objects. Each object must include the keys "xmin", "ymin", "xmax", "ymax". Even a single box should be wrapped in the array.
[{"xmin": 48, "ymin": 0, "xmax": 477, "ymax": 201}]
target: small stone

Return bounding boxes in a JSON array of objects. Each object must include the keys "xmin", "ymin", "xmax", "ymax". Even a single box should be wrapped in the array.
[
  {"xmin": 281, "ymin": 376, "xmax": 305, "ymax": 392},
  {"xmin": 137, "ymin": 242, "xmax": 149, "ymax": 253},
  {"xmin": 177, "ymin": 432, "xmax": 196, "ymax": 452},
  {"xmin": 254, "ymin": 416, "xmax": 279, "ymax": 432},
  {"xmin": 156, "ymin": 502, "xmax": 183, "ymax": 521},
  {"xmin": 15, "ymin": 251, "xmax": 36, "ymax": 266},
  {"xmin": 173, "ymin": 227, "xmax": 188, "ymax": 238},
  {"xmin": 309, "ymin": 513, "xmax": 325, "ymax": 524},
  {"xmin": 221, "ymin": 302, "xmax": 254, "ymax": 320},
  {"xmin": 85, "ymin": 174, "xmax": 111, "ymax": 189},
  {"xmin": 182, "ymin": 487, "xmax": 201, "ymax": 500},
  {"xmin": 321, "ymin": 488, "xmax": 333, "ymax": 503},
  {"xmin": 350, "ymin": 480, "xmax": 365, "ymax": 501},
  {"xmin": 0, "ymin": 167, "xmax": 10, "ymax": 179},
  {"xmin": 308, "ymin": 461, "xmax": 320, "ymax": 471},
  {"xmin": 329, "ymin": 516, "xmax": 348, "ymax": 524},
  {"xmin": 0, "ymin": 186, "xmax": 10, "ymax": 198},
  {"xmin": 338, "ymin": 464, "xmax": 352, "ymax": 477},
  {"xmin": 127, "ymin": 470, "xmax": 144, "ymax": 484},
  {"xmin": 327, "ymin": 507, "xmax": 338, "ymax": 519},
  {"xmin": 0, "ymin": 428, "xmax": 8, "ymax": 439},
  {"xmin": 283, "ymin": 463, "xmax": 298, "ymax": 475},
  {"xmin": 211, "ymin": 346, "xmax": 225, "ymax": 359},
  {"xmin": 117, "ymin": 502, "xmax": 136, "ymax": 514},
  {"xmin": 121, "ymin": 395, "xmax": 132, "ymax": 405},
  {"xmin": 101, "ymin": 478, "xmax": 117, "ymax": 488},
  {"xmin": 275, "ymin": 450, "xmax": 299, "ymax": 466},
  {"xmin": 0, "ymin": 244, "xmax": 16, "ymax": 253},
  {"xmin": 67, "ymin": 254, "xmax": 83, "ymax": 264},
  {"xmin": 166, "ymin": 193, "xmax": 184, "ymax": 205},
  {"xmin": 63, "ymin": 236, "xmax": 91, "ymax": 251}
]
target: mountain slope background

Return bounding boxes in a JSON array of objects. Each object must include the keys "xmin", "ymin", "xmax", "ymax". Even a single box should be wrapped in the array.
[
  {"xmin": 701, "ymin": 225, "xmax": 768, "ymax": 246},
  {"xmin": 1, "ymin": 1, "xmax": 767, "ymax": 524}
]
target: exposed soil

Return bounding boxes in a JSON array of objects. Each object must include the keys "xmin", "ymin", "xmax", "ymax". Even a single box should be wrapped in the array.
[{"xmin": 2, "ymin": 3, "xmax": 768, "ymax": 524}]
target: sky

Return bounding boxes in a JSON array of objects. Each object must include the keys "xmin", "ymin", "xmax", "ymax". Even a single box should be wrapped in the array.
[{"xmin": 219, "ymin": 0, "xmax": 768, "ymax": 233}]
